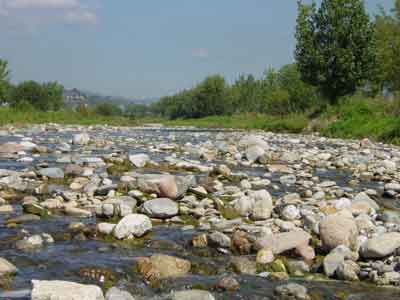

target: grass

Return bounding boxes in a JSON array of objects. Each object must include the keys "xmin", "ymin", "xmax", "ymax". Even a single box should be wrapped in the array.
[
  {"xmin": 160, "ymin": 113, "xmax": 309, "ymax": 133},
  {"xmin": 0, "ymin": 107, "xmax": 138, "ymax": 126}
]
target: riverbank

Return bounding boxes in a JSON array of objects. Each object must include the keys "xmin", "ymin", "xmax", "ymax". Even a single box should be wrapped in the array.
[{"xmin": 0, "ymin": 124, "xmax": 400, "ymax": 299}]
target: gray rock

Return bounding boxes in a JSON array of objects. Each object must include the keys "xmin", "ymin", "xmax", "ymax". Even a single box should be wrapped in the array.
[
  {"xmin": 246, "ymin": 145, "xmax": 265, "ymax": 162},
  {"xmin": 38, "ymin": 168, "xmax": 64, "ymax": 179},
  {"xmin": 208, "ymin": 231, "xmax": 231, "ymax": 248},
  {"xmin": 323, "ymin": 246, "xmax": 358, "ymax": 277},
  {"xmin": 73, "ymin": 133, "xmax": 90, "ymax": 145},
  {"xmin": 31, "ymin": 280, "xmax": 104, "ymax": 300},
  {"xmin": 171, "ymin": 290, "xmax": 215, "ymax": 300},
  {"xmin": 274, "ymin": 283, "xmax": 310, "ymax": 300},
  {"xmin": 105, "ymin": 287, "xmax": 135, "ymax": 300},
  {"xmin": 97, "ymin": 223, "xmax": 116, "ymax": 235},
  {"xmin": 336, "ymin": 260, "xmax": 360, "ymax": 281},
  {"xmin": 128, "ymin": 154, "xmax": 150, "ymax": 168},
  {"xmin": 255, "ymin": 230, "xmax": 311, "ymax": 255},
  {"xmin": 319, "ymin": 211, "xmax": 358, "ymax": 251},
  {"xmin": 231, "ymin": 256, "xmax": 257, "ymax": 275},
  {"xmin": 113, "ymin": 214, "xmax": 152, "ymax": 239},
  {"xmin": 0, "ymin": 257, "xmax": 17, "ymax": 276},
  {"xmin": 142, "ymin": 198, "xmax": 178, "ymax": 219},
  {"xmin": 361, "ymin": 232, "xmax": 400, "ymax": 258}
]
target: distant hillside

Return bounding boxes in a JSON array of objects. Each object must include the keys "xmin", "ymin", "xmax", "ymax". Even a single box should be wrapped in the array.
[{"xmin": 63, "ymin": 88, "xmax": 158, "ymax": 108}]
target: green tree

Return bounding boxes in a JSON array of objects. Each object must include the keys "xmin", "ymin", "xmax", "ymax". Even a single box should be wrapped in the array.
[
  {"xmin": 94, "ymin": 102, "xmax": 122, "ymax": 116},
  {"xmin": 0, "ymin": 59, "xmax": 11, "ymax": 103},
  {"xmin": 295, "ymin": 0, "xmax": 376, "ymax": 103},
  {"xmin": 125, "ymin": 103, "xmax": 151, "ymax": 118},
  {"xmin": 10, "ymin": 81, "xmax": 64, "ymax": 111},
  {"xmin": 375, "ymin": 0, "xmax": 400, "ymax": 92}
]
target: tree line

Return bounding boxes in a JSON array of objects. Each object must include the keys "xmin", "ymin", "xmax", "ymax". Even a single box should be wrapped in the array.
[
  {"xmin": 154, "ymin": 0, "xmax": 400, "ymax": 119},
  {"xmin": 0, "ymin": 0, "xmax": 399, "ymax": 119}
]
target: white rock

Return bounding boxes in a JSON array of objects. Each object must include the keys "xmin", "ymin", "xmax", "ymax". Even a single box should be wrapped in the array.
[
  {"xmin": 113, "ymin": 214, "xmax": 152, "ymax": 239},
  {"xmin": 31, "ymin": 280, "xmax": 104, "ymax": 300}
]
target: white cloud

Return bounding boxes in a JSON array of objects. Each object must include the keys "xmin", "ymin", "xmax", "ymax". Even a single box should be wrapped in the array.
[
  {"xmin": 0, "ymin": 0, "xmax": 98, "ymax": 30},
  {"xmin": 192, "ymin": 48, "xmax": 209, "ymax": 59},
  {"xmin": 5, "ymin": 0, "xmax": 79, "ymax": 9},
  {"xmin": 64, "ymin": 10, "xmax": 97, "ymax": 25}
]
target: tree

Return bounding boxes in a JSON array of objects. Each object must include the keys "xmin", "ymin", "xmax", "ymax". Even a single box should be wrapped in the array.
[
  {"xmin": 0, "ymin": 59, "xmax": 10, "ymax": 103},
  {"xmin": 10, "ymin": 81, "xmax": 64, "ymax": 111},
  {"xmin": 295, "ymin": 0, "xmax": 376, "ymax": 103},
  {"xmin": 94, "ymin": 102, "xmax": 122, "ymax": 116},
  {"xmin": 375, "ymin": 0, "xmax": 400, "ymax": 92}
]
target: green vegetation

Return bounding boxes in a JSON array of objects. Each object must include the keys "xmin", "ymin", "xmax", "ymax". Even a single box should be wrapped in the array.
[
  {"xmin": 295, "ymin": 0, "xmax": 376, "ymax": 103},
  {"xmin": 1, "ymin": 0, "xmax": 400, "ymax": 145}
]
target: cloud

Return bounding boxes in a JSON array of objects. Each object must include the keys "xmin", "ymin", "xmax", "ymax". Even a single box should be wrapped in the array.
[
  {"xmin": 192, "ymin": 48, "xmax": 209, "ymax": 60},
  {"xmin": 5, "ymin": 0, "xmax": 79, "ymax": 9},
  {"xmin": 64, "ymin": 9, "xmax": 97, "ymax": 25},
  {"xmin": 0, "ymin": 0, "xmax": 98, "ymax": 30}
]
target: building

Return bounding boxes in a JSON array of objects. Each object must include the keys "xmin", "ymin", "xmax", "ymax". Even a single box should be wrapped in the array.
[{"xmin": 63, "ymin": 88, "xmax": 88, "ymax": 108}]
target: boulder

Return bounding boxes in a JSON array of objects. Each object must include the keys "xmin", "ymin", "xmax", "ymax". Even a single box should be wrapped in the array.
[
  {"xmin": 72, "ymin": 133, "xmax": 90, "ymax": 145},
  {"xmin": 361, "ymin": 232, "xmax": 400, "ymax": 258},
  {"xmin": 319, "ymin": 211, "xmax": 358, "ymax": 251},
  {"xmin": 0, "ymin": 143, "xmax": 24, "ymax": 154},
  {"xmin": 105, "ymin": 287, "xmax": 135, "ymax": 300},
  {"xmin": 274, "ymin": 283, "xmax": 310, "ymax": 300},
  {"xmin": 323, "ymin": 246, "xmax": 358, "ymax": 277},
  {"xmin": 31, "ymin": 280, "xmax": 104, "ymax": 300},
  {"xmin": 142, "ymin": 198, "xmax": 178, "ymax": 219},
  {"xmin": 245, "ymin": 145, "xmax": 265, "ymax": 162},
  {"xmin": 113, "ymin": 214, "xmax": 152, "ymax": 239},
  {"xmin": 0, "ymin": 257, "xmax": 17, "ymax": 276},
  {"xmin": 171, "ymin": 290, "xmax": 215, "ymax": 300},
  {"xmin": 137, "ymin": 254, "xmax": 191, "ymax": 279},
  {"xmin": 38, "ymin": 168, "xmax": 64, "ymax": 179},
  {"xmin": 128, "ymin": 154, "xmax": 150, "ymax": 168}
]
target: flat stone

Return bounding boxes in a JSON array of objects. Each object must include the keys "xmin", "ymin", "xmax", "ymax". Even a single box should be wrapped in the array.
[
  {"xmin": 0, "ymin": 257, "xmax": 17, "ymax": 276},
  {"xmin": 31, "ymin": 280, "xmax": 104, "ymax": 300},
  {"xmin": 142, "ymin": 198, "xmax": 178, "ymax": 219},
  {"xmin": 361, "ymin": 232, "xmax": 400, "ymax": 258},
  {"xmin": 171, "ymin": 290, "xmax": 215, "ymax": 300},
  {"xmin": 113, "ymin": 214, "xmax": 152, "ymax": 239}
]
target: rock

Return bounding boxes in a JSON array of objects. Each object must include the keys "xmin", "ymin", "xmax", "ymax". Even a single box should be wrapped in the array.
[
  {"xmin": 137, "ymin": 254, "xmax": 191, "ymax": 279},
  {"xmin": 281, "ymin": 205, "xmax": 300, "ymax": 221},
  {"xmin": 232, "ymin": 230, "xmax": 252, "ymax": 254},
  {"xmin": 250, "ymin": 190, "xmax": 273, "ymax": 220},
  {"xmin": 142, "ymin": 198, "xmax": 178, "ymax": 219},
  {"xmin": 113, "ymin": 214, "xmax": 152, "ymax": 239},
  {"xmin": 0, "ymin": 257, "xmax": 17, "ymax": 276},
  {"xmin": 73, "ymin": 133, "xmax": 90, "ymax": 145},
  {"xmin": 233, "ymin": 196, "xmax": 255, "ymax": 217},
  {"xmin": 208, "ymin": 231, "xmax": 231, "ymax": 248},
  {"xmin": 255, "ymin": 230, "xmax": 311, "ymax": 256},
  {"xmin": 16, "ymin": 235, "xmax": 44, "ymax": 250},
  {"xmin": 97, "ymin": 223, "xmax": 116, "ymax": 235},
  {"xmin": 0, "ymin": 205, "xmax": 13, "ymax": 213},
  {"xmin": 192, "ymin": 234, "xmax": 208, "ymax": 248},
  {"xmin": 128, "ymin": 154, "xmax": 150, "ymax": 168},
  {"xmin": 38, "ymin": 167, "xmax": 64, "ymax": 179},
  {"xmin": 22, "ymin": 203, "xmax": 48, "ymax": 217},
  {"xmin": 352, "ymin": 192, "xmax": 379, "ymax": 212},
  {"xmin": 105, "ymin": 287, "xmax": 135, "ymax": 300},
  {"xmin": 384, "ymin": 182, "xmax": 400, "ymax": 192},
  {"xmin": 231, "ymin": 256, "xmax": 257, "ymax": 275},
  {"xmin": 31, "ymin": 280, "xmax": 104, "ymax": 300},
  {"xmin": 319, "ymin": 212, "xmax": 358, "ymax": 251},
  {"xmin": 171, "ymin": 290, "xmax": 215, "ymax": 300},
  {"xmin": 336, "ymin": 260, "xmax": 360, "ymax": 281},
  {"xmin": 65, "ymin": 207, "xmax": 92, "ymax": 218},
  {"xmin": 274, "ymin": 283, "xmax": 310, "ymax": 300},
  {"xmin": 323, "ymin": 246, "xmax": 358, "ymax": 277},
  {"xmin": 65, "ymin": 164, "xmax": 84, "ymax": 176},
  {"xmin": 361, "ymin": 232, "xmax": 400, "ymax": 258},
  {"xmin": 217, "ymin": 276, "xmax": 240, "ymax": 291},
  {"xmin": 256, "ymin": 249, "xmax": 274, "ymax": 264},
  {"xmin": 7, "ymin": 214, "xmax": 40, "ymax": 224},
  {"xmin": 280, "ymin": 175, "xmax": 297, "ymax": 185},
  {"xmin": 246, "ymin": 145, "xmax": 265, "ymax": 162},
  {"xmin": 0, "ymin": 143, "xmax": 24, "ymax": 154}
]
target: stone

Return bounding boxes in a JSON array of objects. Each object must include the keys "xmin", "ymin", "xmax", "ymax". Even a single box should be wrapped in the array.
[
  {"xmin": 246, "ymin": 145, "xmax": 265, "ymax": 162},
  {"xmin": 0, "ymin": 205, "xmax": 13, "ymax": 213},
  {"xmin": 281, "ymin": 205, "xmax": 300, "ymax": 221},
  {"xmin": 137, "ymin": 254, "xmax": 191, "ymax": 279},
  {"xmin": 254, "ymin": 230, "xmax": 311, "ymax": 255},
  {"xmin": 97, "ymin": 223, "xmax": 116, "ymax": 235},
  {"xmin": 105, "ymin": 287, "xmax": 135, "ymax": 300},
  {"xmin": 73, "ymin": 133, "xmax": 90, "ymax": 145},
  {"xmin": 217, "ymin": 276, "xmax": 240, "ymax": 291},
  {"xmin": 336, "ymin": 260, "xmax": 360, "ymax": 281},
  {"xmin": 38, "ymin": 168, "xmax": 64, "ymax": 179},
  {"xmin": 192, "ymin": 234, "xmax": 208, "ymax": 248},
  {"xmin": 319, "ymin": 212, "xmax": 358, "ymax": 251},
  {"xmin": 31, "ymin": 280, "xmax": 104, "ymax": 300},
  {"xmin": 233, "ymin": 196, "xmax": 255, "ymax": 217},
  {"xmin": 256, "ymin": 249, "xmax": 274, "ymax": 264},
  {"xmin": 250, "ymin": 191, "xmax": 273, "ymax": 220},
  {"xmin": 323, "ymin": 246, "xmax": 358, "ymax": 277},
  {"xmin": 0, "ymin": 257, "xmax": 17, "ymax": 276},
  {"xmin": 142, "ymin": 198, "xmax": 178, "ymax": 219},
  {"xmin": 0, "ymin": 143, "xmax": 24, "ymax": 154},
  {"xmin": 274, "ymin": 283, "xmax": 310, "ymax": 300},
  {"xmin": 113, "ymin": 214, "xmax": 152, "ymax": 239},
  {"xmin": 232, "ymin": 230, "xmax": 252, "ymax": 254},
  {"xmin": 208, "ymin": 231, "xmax": 231, "ymax": 248},
  {"xmin": 231, "ymin": 256, "xmax": 257, "ymax": 275},
  {"xmin": 171, "ymin": 290, "xmax": 215, "ymax": 300},
  {"xmin": 128, "ymin": 154, "xmax": 150, "ymax": 168},
  {"xmin": 361, "ymin": 232, "xmax": 400, "ymax": 258},
  {"xmin": 16, "ymin": 235, "xmax": 44, "ymax": 250},
  {"xmin": 65, "ymin": 207, "xmax": 92, "ymax": 218}
]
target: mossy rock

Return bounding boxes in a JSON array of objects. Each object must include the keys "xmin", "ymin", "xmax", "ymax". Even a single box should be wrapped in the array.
[{"xmin": 268, "ymin": 259, "xmax": 287, "ymax": 273}]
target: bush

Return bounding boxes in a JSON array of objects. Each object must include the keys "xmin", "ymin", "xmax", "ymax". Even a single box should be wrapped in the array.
[{"xmin": 94, "ymin": 102, "xmax": 122, "ymax": 116}]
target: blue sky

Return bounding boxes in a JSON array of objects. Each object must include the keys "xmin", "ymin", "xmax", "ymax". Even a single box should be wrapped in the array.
[{"xmin": 0, "ymin": 0, "xmax": 394, "ymax": 99}]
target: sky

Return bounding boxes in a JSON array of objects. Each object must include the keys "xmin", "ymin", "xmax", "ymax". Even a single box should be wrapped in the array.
[{"xmin": 0, "ymin": 0, "xmax": 395, "ymax": 99}]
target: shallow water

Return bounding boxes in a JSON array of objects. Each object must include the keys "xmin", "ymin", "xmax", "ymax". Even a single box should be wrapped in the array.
[{"xmin": 0, "ymin": 127, "xmax": 399, "ymax": 299}]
